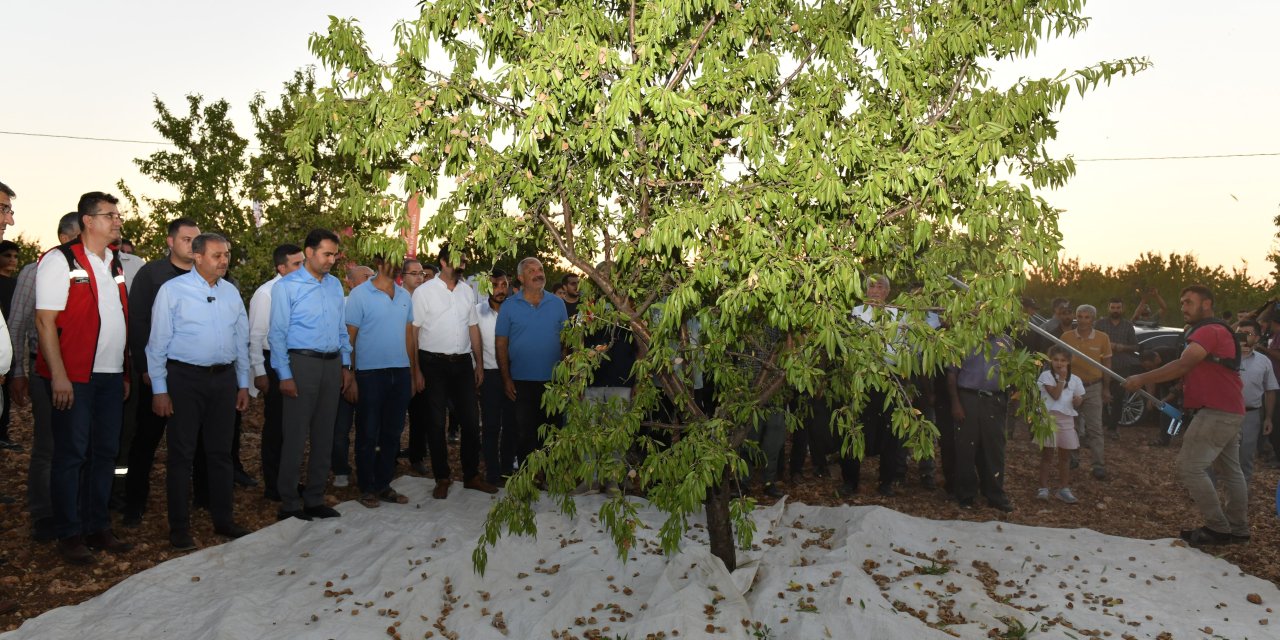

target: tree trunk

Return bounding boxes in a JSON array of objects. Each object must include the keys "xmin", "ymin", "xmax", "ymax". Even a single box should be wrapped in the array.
[{"xmin": 704, "ymin": 475, "xmax": 737, "ymax": 572}]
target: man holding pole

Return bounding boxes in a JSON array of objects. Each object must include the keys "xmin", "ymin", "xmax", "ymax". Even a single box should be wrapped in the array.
[{"xmin": 1123, "ymin": 285, "xmax": 1246, "ymax": 546}]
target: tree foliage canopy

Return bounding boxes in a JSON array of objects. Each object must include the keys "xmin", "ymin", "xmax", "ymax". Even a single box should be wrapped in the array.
[{"xmin": 297, "ymin": 0, "xmax": 1147, "ymax": 571}]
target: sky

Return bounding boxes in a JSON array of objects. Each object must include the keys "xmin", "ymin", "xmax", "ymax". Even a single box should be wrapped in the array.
[{"xmin": 2, "ymin": 1, "xmax": 1278, "ymax": 279}]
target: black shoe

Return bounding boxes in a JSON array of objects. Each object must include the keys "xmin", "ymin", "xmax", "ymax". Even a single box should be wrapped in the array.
[
  {"xmin": 988, "ymin": 498, "xmax": 1015, "ymax": 513},
  {"xmin": 85, "ymin": 529, "xmax": 133, "ymax": 553},
  {"xmin": 920, "ymin": 475, "xmax": 937, "ymax": 490},
  {"xmin": 276, "ymin": 510, "xmax": 313, "ymax": 522},
  {"xmin": 0, "ymin": 438, "xmax": 24, "ymax": 452},
  {"xmin": 121, "ymin": 512, "xmax": 142, "ymax": 528},
  {"xmin": 303, "ymin": 505, "xmax": 341, "ymax": 519},
  {"xmin": 956, "ymin": 497, "xmax": 975, "ymax": 509},
  {"xmin": 1092, "ymin": 467, "xmax": 1108, "ymax": 481},
  {"xmin": 233, "ymin": 470, "xmax": 259, "ymax": 488},
  {"xmin": 32, "ymin": 517, "xmax": 57, "ymax": 543},
  {"xmin": 1228, "ymin": 533, "xmax": 1251, "ymax": 545},
  {"xmin": 57, "ymin": 536, "xmax": 96, "ymax": 565},
  {"xmin": 838, "ymin": 483, "xmax": 858, "ymax": 497},
  {"xmin": 214, "ymin": 523, "xmax": 252, "ymax": 539},
  {"xmin": 1180, "ymin": 526, "xmax": 1232, "ymax": 546},
  {"xmin": 877, "ymin": 483, "xmax": 896, "ymax": 497},
  {"xmin": 0, "ymin": 495, "xmax": 14, "ymax": 505},
  {"xmin": 762, "ymin": 483, "xmax": 784, "ymax": 499},
  {"xmin": 813, "ymin": 466, "xmax": 829, "ymax": 479},
  {"xmin": 169, "ymin": 531, "xmax": 197, "ymax": 552},
  {"xmin": 263, "ymin": 490, "xmax": 282, "ymax": 502},
  {"xmin": 396, "ymin": 447, "xmax": 410, "ymax": 460}
]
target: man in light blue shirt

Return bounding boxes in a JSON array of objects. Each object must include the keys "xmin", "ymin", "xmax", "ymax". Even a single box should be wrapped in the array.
[
  {"xmin": 345, "ymin": 256, "xmax": 419, "ymax": 506},
  {"xmin": 267, "ymin": 229, "xmax": 353, "ymax": 521},
  {"xmin": 146, "ymin": 233, "xmax": 251, "ymax": 550}
]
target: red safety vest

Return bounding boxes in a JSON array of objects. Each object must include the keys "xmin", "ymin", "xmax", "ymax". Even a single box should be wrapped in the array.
[{"xmin": 35, "ymin": 240, "xmax": 130, "ymax": 383}]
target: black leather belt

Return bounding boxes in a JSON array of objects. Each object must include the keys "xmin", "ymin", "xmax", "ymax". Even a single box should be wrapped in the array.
[
  {"xmin": 421, "ymin": 351, "xmax": 471, "ymax": 363},
  {"xmin": 1246, "ymin": 406, "xmax": 1262, "ymax": 411},
  {"xmin": 288, "ymin": 348, "xmax": 339, "ymax": 360},
  {"xmin": 959, "ymin": 387, "xmax": 1006, "ymax": 399},
  {"xmin": 168, "ymin": 359, "xmax": 233, "ymax": 374}
]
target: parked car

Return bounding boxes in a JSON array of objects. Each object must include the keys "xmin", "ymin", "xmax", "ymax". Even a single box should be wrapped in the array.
[{"xmin": 1116, "ymin": 324, "xmax": 1184, "ymax": 426}]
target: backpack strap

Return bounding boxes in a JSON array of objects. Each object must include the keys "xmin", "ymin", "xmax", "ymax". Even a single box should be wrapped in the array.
[{"xmin": 1184, "ymin": 319, "xmax": 1241, "ymax": 371}]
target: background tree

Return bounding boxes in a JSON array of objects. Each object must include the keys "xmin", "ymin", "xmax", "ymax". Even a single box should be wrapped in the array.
[
  {"xmin": 119, "ymin": 72, "xmax": 393, "ymax": 288},
  {"xmin": 1026, "ymin": 252, "xmax": 1272, "ymax": 323},
  {"xmin": 298, "ymin": 0, "xmax": 1145, "ymax": 571}
]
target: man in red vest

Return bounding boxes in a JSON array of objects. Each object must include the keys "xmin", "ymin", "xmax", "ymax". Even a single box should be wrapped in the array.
[{"xmin": 35, "ymin": 191, "xmax": 133, "ymax": 565}]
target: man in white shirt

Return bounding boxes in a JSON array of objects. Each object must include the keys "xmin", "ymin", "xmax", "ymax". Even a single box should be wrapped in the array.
[
  {"xmin": 35, "ymin": 191, "xmax": 132, "ymax": 565},
  {"xmin": 1235, "ymin": 319, "xmax": 1277, "ymax": 480},
  {"xmin": 475, "ymin": 268, "xmax": 515, "ymax": 485},
  {"xmin": 247, "ymin": 243, "xmax": 303, "ymax": 501},
  {"xmin": 411, "ymin": 244, "xmax": 495, "ymax": 498}
]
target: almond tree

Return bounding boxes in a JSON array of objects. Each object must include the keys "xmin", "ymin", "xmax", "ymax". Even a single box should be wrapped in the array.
[{"xmin": 294, "ymin": 0, "xmax": 1146, "ymax": 571}]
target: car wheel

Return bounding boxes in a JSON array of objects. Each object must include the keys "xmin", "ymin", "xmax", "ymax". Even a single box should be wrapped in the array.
[{"xmin": 1118, "ymin": 391, "xmax": 1146, "ymax": 426}]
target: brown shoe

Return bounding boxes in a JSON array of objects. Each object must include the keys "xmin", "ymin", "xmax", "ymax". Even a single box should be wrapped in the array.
[
  {"xmin": 463, "ymin": 476, "xmax": 499, "ymax": 494},
  {"xmin": 432, "ymin": 479, "xmax": 452, "ymax": 499},
  {"xmin": 0, "ymin": 595, "xmax": 17, "ymax": 615},
  {"xmin": 85, "ymin": 529, "xmax": 134, "ymax": 554},
  {"xmin": 57, "ymin": 536, "xmax": 96, "ymax": 565}
]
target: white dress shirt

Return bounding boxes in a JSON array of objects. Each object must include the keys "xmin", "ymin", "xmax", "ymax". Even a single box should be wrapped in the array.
[
  {"xmin": 475, "ymin": 299, "xmax": 500, "ymax": 369},
  {"xmin": 412, "ymin": 276, "xmax": 479, "ymax": 355},
  {"xmin": 246, "ymin": 274, "xmax": 280, "ymax": 396}
]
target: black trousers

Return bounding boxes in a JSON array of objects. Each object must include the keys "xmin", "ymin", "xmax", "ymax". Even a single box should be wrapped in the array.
[
  {"xmin": 512, "ymin": 379, "xmax": 554, "ymax": 466},
  {"xmin": 952, "ymin": 389, "xmax": 1009, "ymax": 503},
  {"xmin": 480, "ymin": 369, "xmax": 516, "ymax": 483},
  {"xmin": 123, "ymin": 381, "xmax": 168, "ymax": 518},
  {"xmin": 406, "ymin": 387, "xmax": 431, "ymax": 467},
  {"xmin": 840, "ymin": 389, "xmax": 902, "ymax": 490},
  {"xmin": 791, "ymin": 395, "xmax": 834, "ymax": 475},
  {"xmin": 260, "ymin": 350, "xmax": 284, "ymax": 499},
  {"xmin": 165, "ymin": 363, "xmax": 237, "ymax": 532},
  {"xmin": 418, "ymin": 351, "xmax": 481, "ymax": 481}
]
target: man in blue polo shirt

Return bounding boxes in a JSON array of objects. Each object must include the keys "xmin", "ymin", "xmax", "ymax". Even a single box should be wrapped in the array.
[
  {"xmin": 268, "ymin": 229, "xmax": 353, "ymax": 521},
  {"xmin": 495, "ymin": 257, "xmax": 568, "ymax": 466},
  {"xmin": 344, "ymin": 256, "xmax": 419, "ymax": 507}
]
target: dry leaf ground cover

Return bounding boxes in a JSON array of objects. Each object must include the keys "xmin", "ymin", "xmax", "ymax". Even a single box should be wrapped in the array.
[{"xmin": 0, "ymin": 400, "xmax": 1277, "ymax": 632}]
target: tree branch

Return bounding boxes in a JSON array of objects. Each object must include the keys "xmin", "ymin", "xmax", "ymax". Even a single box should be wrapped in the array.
[
  {"xmin": 665, "ymin": 15, "xmax": 717, "ymax": 91},
  {"xmin": 768, "ymin": 41, "xmax": 818, "ymax": 102},
  {"xmin": 925, "ymin": 59, "xmax": 970, "ymax": 126}
]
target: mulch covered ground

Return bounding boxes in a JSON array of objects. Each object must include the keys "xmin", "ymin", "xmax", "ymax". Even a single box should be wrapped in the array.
[{"xmin": 1, "ymin": 401, "xmax": 1277, "ymax": 630}]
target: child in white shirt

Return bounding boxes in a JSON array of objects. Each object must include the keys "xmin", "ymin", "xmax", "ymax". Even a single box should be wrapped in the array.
[{"xmin": 1037, "ymin": 346, "xmax": 1085, "ymax": 503}]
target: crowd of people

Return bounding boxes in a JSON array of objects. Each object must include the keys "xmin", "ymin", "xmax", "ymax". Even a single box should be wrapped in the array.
[{"xmin": 0, "ymin": 181, "xmax": 1275, "ymax": 616}]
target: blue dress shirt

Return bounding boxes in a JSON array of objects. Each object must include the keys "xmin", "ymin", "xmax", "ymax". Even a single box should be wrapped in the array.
[
  {"xmin": 495, "ymin": 289, "xmax": 567, "ymax": 381},
  {"xmin": 268, "ymin": 267, "xmax": 352, "ymax": 379},
  {"xmin": 345, "ymin": 279, "xmax": 413, "ymax": 370},
  {"xmin": 146, "ymin": 269, "xmax": 251, "ymax": 394}
]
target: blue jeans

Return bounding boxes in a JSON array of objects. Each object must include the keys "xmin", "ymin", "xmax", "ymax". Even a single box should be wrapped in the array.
[
  {"xmin": 49, "ymin": 373, "xmax": 124, "ymax": 539},
  {"xmin": 355, "ymin": 368, "xmax": 412, "ymax": 494}
]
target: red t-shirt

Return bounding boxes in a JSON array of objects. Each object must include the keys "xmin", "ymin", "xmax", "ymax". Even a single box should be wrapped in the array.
[{"xmin": 1182, "ymin": 323, "xmax": 1244, "ymax": 414}]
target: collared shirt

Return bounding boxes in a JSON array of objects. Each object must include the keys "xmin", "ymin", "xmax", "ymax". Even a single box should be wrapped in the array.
[
  {"xmin": 853, "ymin": 303, "xmax": 902, "ymax": 364},
  {"xmin": 1060, "ymin": 328, "xmax": 1112, "ymax": 385},
  {"xmin": 475, "ymin": 300, "xmax": 501, "ymax": 370},
  {"xmin": 8, "ymin": 262, "xmax": 38, "ymax": 378},
  {"xmin": 951, "ymin": 335, "xmax": 1011, "ymax": 392},
  {"xmin": 119, "ymin": 252, "xmax": 144, "ymax": 291},
  {"xmin": 495, "ymin": 289, "xmax": 567, "ymax": 381},
  {"xmin": 247, "ymin": 274, "xmax": 280, "ymax": 380},
  {"xmin": 36, "ymin": 246, "xmax": 125, "ymax": 373},
  {"xmin": 146, "ymin": 270, "xmax": 250, "ymax": 394},
  {"xmin": 412, "ymin": 276, "xmax": 479, "ymax": 355},
  {"xmin": 346, "ymin": 279, "xmax": 413, "ymax": 370},
  {"xmin": 1097, "ymin": 317, "xmax": 1138, "ymax": 369},
  {"xmin": 128, "ymin": 257, "xmax": 191, "ymax": 376},
  {"xmin": 268, "ymin": 267, "xmax": 352, "ymax": 379},
  {"xmin": 1238, "ymin": 351, "xmax": 1278, "ymax": 409}
]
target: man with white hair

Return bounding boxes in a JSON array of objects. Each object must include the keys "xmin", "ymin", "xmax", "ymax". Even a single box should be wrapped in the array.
[
  {"xmin": 496, "ymin": 257, "xmax": 568, "ymax": 467},
  {"xmin": 1061, "ymin": 304, "xmax": 1112, "ymax": 480}
]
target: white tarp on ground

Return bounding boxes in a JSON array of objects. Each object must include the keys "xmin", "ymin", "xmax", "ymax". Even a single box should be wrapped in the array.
[{"xmin": 6, "ymin": 476, "xmax": 1278, "ymax": 639}]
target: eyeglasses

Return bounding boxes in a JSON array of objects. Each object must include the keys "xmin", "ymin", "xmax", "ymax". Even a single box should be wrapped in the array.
[
  {"xmin": 403, "ymin": 270, "xmax": 426, "ymax": 276},
  {"xmin": 90, "ymin": 213, "xmax": 123, "ymax": 221},
  {"xmin": 0, "ymin": 205, "xmax": 12, "ymax": 215}
]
